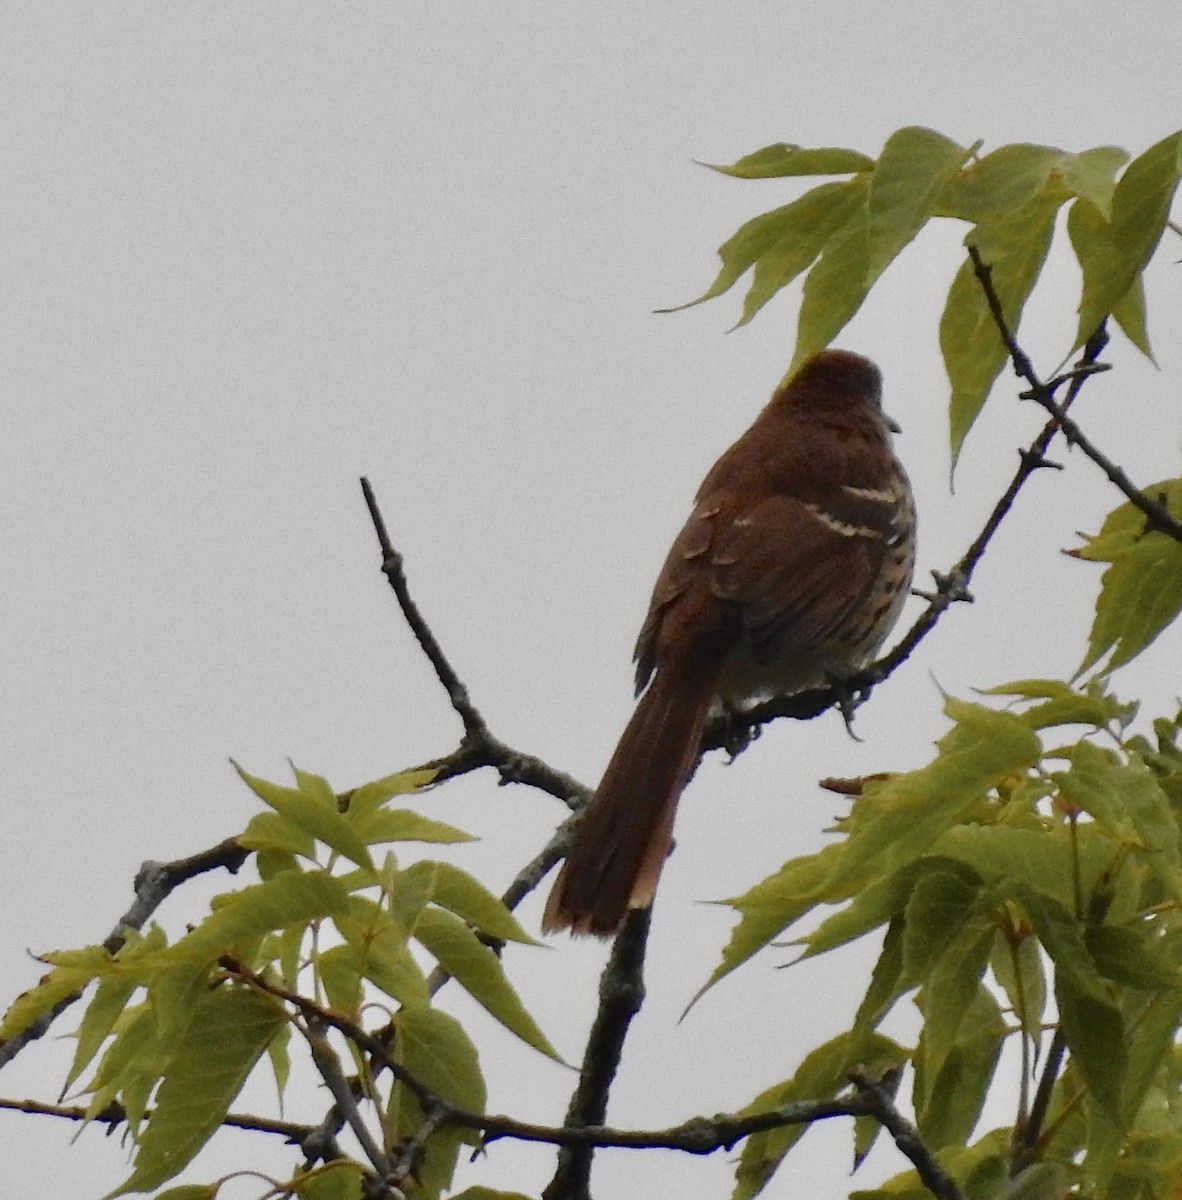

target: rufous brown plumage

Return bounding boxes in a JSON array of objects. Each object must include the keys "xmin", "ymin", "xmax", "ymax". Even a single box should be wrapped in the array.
[{"xmin": 543, "ymin": 349, "xmax": 915, "ymax": 936}]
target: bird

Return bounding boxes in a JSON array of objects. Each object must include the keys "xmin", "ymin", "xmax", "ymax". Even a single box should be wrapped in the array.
[{"xmin": 542, "ymin": 349, "xmax": 915, "ymax": 936}]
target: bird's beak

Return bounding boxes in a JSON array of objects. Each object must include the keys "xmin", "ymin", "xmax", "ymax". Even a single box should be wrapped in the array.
[{"xmin": 884, "ymin": 413, "xmax": 902, "ymax": 434}]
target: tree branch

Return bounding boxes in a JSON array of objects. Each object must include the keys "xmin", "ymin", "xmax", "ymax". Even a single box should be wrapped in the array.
[
  {"xmin": 361, "ymin": 475, "xmax": 486, "ymax": 740},
  {"xmin": 966, "ymin": 245, "xmax": 1182, "ymax": 543},
  {"xmin": 216, "ymin": 960, "xmax": 965, "ymax": 1198},
  {"xmin": 0, "ymin": 1095, "xmax": 315, "ymax": 1140},
  {"xmin": 1021, "ymin": 385, "xmax": 1182, "ymax": 541},
  {"xmin": 544, "ymin": 908, "xmax": 652, "ymax": 1200}
]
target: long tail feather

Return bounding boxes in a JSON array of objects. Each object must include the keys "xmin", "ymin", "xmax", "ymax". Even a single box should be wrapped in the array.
[{"xmin": 542, "ymin": 653, "xmax": 720, "ymax": 935}]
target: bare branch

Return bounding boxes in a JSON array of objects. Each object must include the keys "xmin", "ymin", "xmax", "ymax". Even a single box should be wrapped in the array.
[
  {"xmin": 966, "ymin": 246, "xmax": 1182, "ymax": 543},
  {"xmin": 361, "ymin": 476, "xmax": 487, "ymax": 739},
  {"xmin": 0, "ymin": 1094, "xmax": 323, "ymax": 1143},
  {"xmin": 1021, "ymin": 386, "xmax": 1182, "ymax": 541},
  {"xmin": 544, "ymin": 908, "xmax": 652, "ymax": 1200}
]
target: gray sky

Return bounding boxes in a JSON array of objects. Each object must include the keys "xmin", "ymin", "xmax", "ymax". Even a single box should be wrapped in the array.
[{"xmin": 2, "ymin": 5, "xmax": 1180, "ymax": 1197}]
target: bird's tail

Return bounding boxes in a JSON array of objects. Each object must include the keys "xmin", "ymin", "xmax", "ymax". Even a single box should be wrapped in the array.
[{"xmin": 542, "ymin": 649, "xmax": 721, "ymax": 935}]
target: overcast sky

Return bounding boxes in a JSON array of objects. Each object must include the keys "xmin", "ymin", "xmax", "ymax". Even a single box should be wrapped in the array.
[{"xmin": 2, "ymin": 5, "xmax": 1180, "ymax": 1197}]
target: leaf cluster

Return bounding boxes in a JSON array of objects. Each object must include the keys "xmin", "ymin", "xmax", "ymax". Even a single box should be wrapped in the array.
[
  {"xmin": 1072, "ymin": 478, "xmax": 1182, "ymax": 675},
  {"xmin": 0, "ymin": 765, "xmax": 558, "ymax": 1199},
  {"xmin": 712, "ymin": 681, "xmax": 1182, "ymax": 1199},
  {"xmin": 677, "ymin": 127, "xmax": 1181, "ymax": 459}
]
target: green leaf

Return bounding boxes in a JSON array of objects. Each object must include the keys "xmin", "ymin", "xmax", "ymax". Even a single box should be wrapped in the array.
[
  {"xmin": 66, "ymin": 962, "xmax": 145, "ymax": 1093},
  {"xmin": 664, "ymin": 180, "xmax": 864, "ymax": 323},
  {"xmin": 794, "ymin": 872, "xmax": 899, "ymax": 960},
  {"xmin": 0, "ymin": 945, "xmax": 110, "ymax": 1040},
  {"xmin": 853, "ymin": 919, "xmax": 907, "ymax": 1032},
  {"xmin": 343, "ymin": 766, "xmax": 439, "ymax": 815},
  {"xmin": 866, "ymin": 128, "xmax": 974, "ymax": 276},
  {"xmin": 800, "ymin": 855, "xmax": 978, "ymax": 963},
  {"xmin": 152, "ymin": 1187, "xmax": 219, "ymax": 1200},
  {"xmin": 410, "ymin": 907, "xmax": 559, "ymax": 1059},
  {"xmin": 914, "ymin": 985, "xmax": 1004, "ymax": 1149},
  {"xmin": 1056, "ymin": 742, "xmax": 1182, "ymax": 905},
  {"xmin": 390, "ymin": 1005, "xmax": 485, "ymax": 1199},
  {"xmin": 1109, "ymin": 751, "xmax": 1182, "ymax": 903},
  {"xmin": 900, "ymin": 868, "xmax": 983, "ymax": 986},
  {"xmin": 704, "ymin": 143, "xmax": 873, "ymax": 179},
  {"xmin": 706, "ymin": 699, "xmax": 1038, "ymax": 998},
  {"xmin": 315, "ymin": 944, "xmax": 363, "ymax": 1016},
  {"xmin": 332, "ymin": 895, "xmax": 429, "ymax": 1008},
  {"xmin": 838, "ymin": 699, "xmax": 1040, "ymax": 883},
  {"xmin": 1056, "ymin": 973, "xmax": 1127, "ymax": 1121},
  {"xmin": 915, "ymin": 923, "xmax": 996, "ymax": 1107},
  {"xmin": 275, "ymin": 923, "xmax": 304, "ymax": 990},
  {"xmin": 1075, "ymin": 130, "xmax": 1182, "ymax": 348},
  {"xmin": 792, "ymin": 127, "xmax": 971, "ymax": 373},
  {"xmin": 698, "ymin": 842, "xmax": 844, "ymax": 1000},
  {"xmin": 733, "ymin": 1031, "xmax": 905, "ymax": 1200},
  {"xmin": 932, "ymin": 825, "xmax": 1084, "ymax": 912},
  {"xmin": 294, "ymin": 1161, "xmax": 366, "ymax": 1200},
  {"xmin": 266, "ymin": 1022, "xmax": 291, "ymax": 1105},
  {"xmin": 234, "ymin": 762, "xmax": 374, "ymax": 872},
  {"xmin": 398, "ymin": 861, "xmax": 538, "ymax": 945},
  {"xmin": 982, "ymin": 676, "xmax": 1135, "ymax": 732},
  {"xmin": 1111, "ymin": 273, "xmax": 1151, "ymax": 358},
  {"xmin": 937, "ymin": 142, "xmax": 1067, "ymax": 222},
  {"xmin": 1068, "ymin": 198, "xmax": 1153, "ymax": 357},
  {"xmin": 991, "ymin": 926, "xmax": 1046, "ymax": 1042},
  {"xmin": 738, "ymin": 181, "xmax": 867, "ymax": 326},
  {"xmin": 1018, "ymin": 888, "xmax": 1109, "ymax": 1000},
  {"xmin": 147, "ymin": 960, "xmax": 210, "ymax": 1055},
  {"xmin": 393, "ymin": 1003, "xmax": 485, "ymax": 1111},
  {"xmin": 349, "ymin": 807, "xmax": 473, "ymax": 847},
  {"xmin": 173, "ymin": 871, "xmax": 351, "ymax": 959},
  {"xmin": 107, "ymin": 985, "xmax": 284, "ymax": 1196},
  {"xmin": 238, "ymin": 810, "xmax": 316, "ymax": 858},
  {"xmin": 1054, "ymin": 742, "xmax": 1142, "ymax": 840},
  {"xmin": 81, "ymin": 1003, "xmax": 162, "ymax": 1134},
  {"xmin": 1074, "ymin": 478, "xmax": 1182, "ymax": 674},
  {"xmin": 1122, "ymin": 986, "xmax": 1182, "ymax": 1122},
  {"xmin": 851, "ymin": 1127, "xmax": 1010, "ymax": 1200},
  {"xmin": 1060, "ymin": 145, "xmax": 1129, "ymax": 218},
  {"xmin": 1085, "ymin": 924, "xmax": 1180, "ymax": 991},
  {"xmin": 941, "ymin": 188, "xmax": 1061, "ymax": 460},
  {"xmin": 997, "ymin": 1162, "xmax": 1069, "ymax": 1200}
]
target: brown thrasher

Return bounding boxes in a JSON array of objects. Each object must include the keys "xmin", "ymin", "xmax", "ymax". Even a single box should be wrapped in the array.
[{"xmin": 542, "ymin": 349, "xmax": 915, "ymax": 936}]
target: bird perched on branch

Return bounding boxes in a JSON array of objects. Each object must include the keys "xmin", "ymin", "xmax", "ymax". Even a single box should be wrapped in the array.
[{"xmin": 543, "ymin": 349, "xmax": 915, "ymax": 936}]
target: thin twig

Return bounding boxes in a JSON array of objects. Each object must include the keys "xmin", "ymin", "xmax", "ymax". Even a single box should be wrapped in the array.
[
  {"xmin": 1015, "ymin": 1028, "xmax": 1067, "ymax": 1170},
  {"xmin": 966, "ymin": 246, "xmax": 1182, "ymax": 543},
  {"xmin": 1022, "ymin": 387, "xmax": 1182, "ymax": 541},
  {"xmin": 0, "ymin": 1095, "xmax": 315, "ymax": 1141},
  {"xmin": 361, "ymin": 476, "xmax": 486, "ymax": 739}
]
